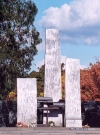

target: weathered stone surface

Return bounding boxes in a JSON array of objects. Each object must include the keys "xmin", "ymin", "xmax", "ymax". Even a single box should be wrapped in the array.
[
  {"xmin": 44, "ymin": 29, "xmax": 61, "ymax": 102},
  {"xmin": 44, "ymin": 29, "xmax": 62, "ymax": 126},
  {"xmin": 17, "ymin": 78, "xmax": 37, "ymax": 124},
  {"xmin": 65, "ymin": 58, "xmax": 82, "ymax": 127}
]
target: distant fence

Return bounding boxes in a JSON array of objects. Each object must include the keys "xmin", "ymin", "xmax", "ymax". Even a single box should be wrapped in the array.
[{"xmin": 0, "ymin": 101, "xmax": 100, "ymax": 127}]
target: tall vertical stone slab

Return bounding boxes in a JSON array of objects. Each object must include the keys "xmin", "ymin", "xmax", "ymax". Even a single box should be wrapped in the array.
[
  {"xmin": 17, "ymin": 78, "xmax": 37, "ymax": 124},
  {"xmin": 44, "ymin": 29, "xmax": 61, "ymax": 102},
  {"xmin": 65, "ymin": 58, "xmax": 82, "ymax": 127},
  {"xmin": 44, "ymin": 29, "xmax": 62, "ymax": 126}
]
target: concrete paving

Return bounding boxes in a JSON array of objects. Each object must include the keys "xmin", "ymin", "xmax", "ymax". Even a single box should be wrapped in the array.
[{"xmin": 0, "ymin": 127, "xmax": 100, "ymax": 135}]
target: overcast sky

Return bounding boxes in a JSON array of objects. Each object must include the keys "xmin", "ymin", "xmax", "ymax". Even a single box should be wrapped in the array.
[{"xmin": 30, "ymin": 0, "xmax": 100, "ymax": 72}]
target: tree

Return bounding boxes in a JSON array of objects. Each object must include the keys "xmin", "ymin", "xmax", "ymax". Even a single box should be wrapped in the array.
[
  {"xmin": 0, "ymin": 0, "xmax": 42, "ymax": 99},
  {"xmin": 80, "ymin": 69, "xmax": 96, "ymax": 101},
  {"xmin": 29, "ymin": 65, "xmax": 44, "ymax": 96},
  {"xmin": 80, "ymin": 60, "xmax": 100, "ymax": 101},
  {"xmin": 61, "ymin": 63, "xmax": 65, "ymax": 99}
]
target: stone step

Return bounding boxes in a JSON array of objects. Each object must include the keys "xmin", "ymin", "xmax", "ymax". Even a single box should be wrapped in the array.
[{"xmin": 0, "ymin": 128, "xmax": 100, "ymax": 135}]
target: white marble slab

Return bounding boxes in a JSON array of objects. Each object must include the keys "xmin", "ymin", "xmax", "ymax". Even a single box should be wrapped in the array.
[
  {"xmin": 65, "ymin": 58, "xmax": 82, "ymax": 127},
  {"xmin": 44, "ymin": 29, "xmax": 62, "ymax": 126},
  {"xmin": 17, "ymin": 78, "xmax": 37, "ymax": 124},
  {"xmin": 44, "ymin": 29, "xmax": 61, "ymax": 102}
]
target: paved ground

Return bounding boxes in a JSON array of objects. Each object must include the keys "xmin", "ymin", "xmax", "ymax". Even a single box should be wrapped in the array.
[{"xmin": 0, "ymin": 127, "xmax": 100, "ymax": 135}]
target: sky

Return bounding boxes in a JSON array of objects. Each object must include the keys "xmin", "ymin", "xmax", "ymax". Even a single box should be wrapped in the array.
[{"xmin": 30, "ymin": 0, "xmax": 100, "ymax": 72}]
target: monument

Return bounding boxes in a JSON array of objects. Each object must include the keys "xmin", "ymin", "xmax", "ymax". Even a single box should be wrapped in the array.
[
  {"xmin": 44, "ymin": 29, "xmax": 62, "ymax": 126},
  {"xmin": 44, "ymin": 29, "xmax": 61, "ymax": 101},
  {"xmin": 17, "ymin": 78, "xmax": 37, "ymax": 125},
  {"xmin": 65, "ymin": 58, "xmax": 82, "ymax": 127}
]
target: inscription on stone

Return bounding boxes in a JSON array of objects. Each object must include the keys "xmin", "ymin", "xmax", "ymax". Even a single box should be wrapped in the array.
[
  {"xmin": 65, "ymin": 58, "xmax": 82, "ymax": 127},
  {"xmin": 44, "ymin": 29, "xmax": 61, "ymax": 102},
  {"xmin": 17, "ymin": 78, "xmax": 37, "ymax": 124}
]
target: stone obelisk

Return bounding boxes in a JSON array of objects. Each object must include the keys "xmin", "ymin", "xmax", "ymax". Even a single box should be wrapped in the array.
[
  {"xmin": 65, "ymin": 58, "xmax": 82, "ymax": 127},
  {"xmin": 44, "ymin": 29, "xmax": 62, "ymax": 126}
]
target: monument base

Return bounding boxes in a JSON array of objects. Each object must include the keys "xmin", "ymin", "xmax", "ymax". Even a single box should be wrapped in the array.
[
  {"xmin": 43, "ymin": 110, "xmax": 62, "ymax": 126},
  {"xmin": 66, "ymin": 120, "xmax": 82, "ymax": 127}
]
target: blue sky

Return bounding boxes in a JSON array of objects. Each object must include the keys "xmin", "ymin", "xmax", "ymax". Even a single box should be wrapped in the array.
[{"xmin": 30, "ymin": 0, "xmax": 100, "ymax": 72}]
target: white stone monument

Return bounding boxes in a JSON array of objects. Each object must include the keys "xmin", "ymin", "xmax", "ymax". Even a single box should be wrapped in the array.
[
  {"xmin": 44, "ymin": 29, "xmax": 61, "ymax": 102},
  {"xmin": 65, "ymin": 58, "xmax": 82, "ymax": 127},
  {"xmin": 17, "ymin": 78, "xmax": 37, "ymax": 125},
  {"xmin": 44, "ymin": 29, "xmax": 62, "ymax": 126}
]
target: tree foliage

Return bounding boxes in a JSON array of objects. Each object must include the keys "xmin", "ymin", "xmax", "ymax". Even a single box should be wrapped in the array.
[
  {"xmin": 29, "ymin": 65, "xmax": 44, "ymax": 96},
  {"xmin": 81, "ymin": 61, "xmax": 100, "ymax": 101},
  {"xmin": 0, "ymin": 0, "xmax": 42, "ymax": 99}
]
